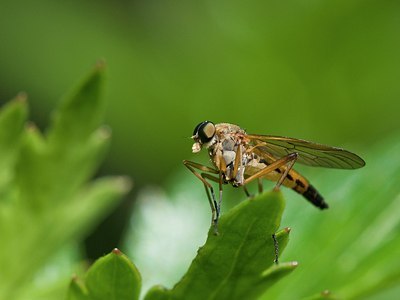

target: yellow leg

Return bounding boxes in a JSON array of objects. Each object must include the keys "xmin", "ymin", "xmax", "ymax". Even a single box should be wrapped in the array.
[
  {"xmin": 244, "ymin": 153, "xmax": 298, "ymax": 189},
  {"xmin": 183, "ymin": 160, "xmax": 222, "ymax": 234}
]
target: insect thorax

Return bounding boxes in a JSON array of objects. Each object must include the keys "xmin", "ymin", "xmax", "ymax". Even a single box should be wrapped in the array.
[{"xmin": 208, "ymin": 129, "xmax": 249, "ymax": 186}]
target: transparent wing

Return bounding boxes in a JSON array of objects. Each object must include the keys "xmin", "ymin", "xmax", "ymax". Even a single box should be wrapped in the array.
[{"xmin": 246, "ymin": 134, "xmax": 365, "ymax": 169}]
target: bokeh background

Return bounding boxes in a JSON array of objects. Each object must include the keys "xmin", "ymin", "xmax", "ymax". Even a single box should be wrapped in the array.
[{"xmin": 1, "ymin": 0, "xmax": 400, "ymax": 298}]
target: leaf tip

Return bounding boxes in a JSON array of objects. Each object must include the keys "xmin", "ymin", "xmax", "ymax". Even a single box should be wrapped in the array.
[
  {"xmin": 144, "ymin": 284, "xmax": 170, "ymax": 300},
  {"xmin": 15, "ymin": 91, "xmax": 28, "ymax": 102},
  {"xmin": 114, "ymin": 176, "xmax": 133, "ymax": 194},
  {"xmin": 290, "ymin": 261, "xmax": 299, "ymax": 267},
  {"xmin": 112, "ymin": 248, "xmax": 123, "ymax": 255},
  {"xmin": 275, "ymin": 226, "xmax": 291, "ymax": 241},
  {"xmin": 321, "ymin": 289, "xmax": 332, "ymax": 296},
  {"xmin": 3, "ymin": 92, "xmax": 29, "ymax": 118},
  {"xmin": 259, "ymin": 260, "xmax": 298, "ymax": 287},
  {"xmin": 97, "ymin": 125, "xmax": 112, "ymax": 139},
  {"xmin": 26, "ymin": 122, "xmax": 38, "ymax": 131},
  {"xmin": 95, "ymin": 59, "xmax": 107, "ymax": 70}
]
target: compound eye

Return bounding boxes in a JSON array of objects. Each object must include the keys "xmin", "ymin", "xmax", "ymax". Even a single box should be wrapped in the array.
[{"xmin": 193, "ymin": 121, "xmax": 215, "ymax": 143}]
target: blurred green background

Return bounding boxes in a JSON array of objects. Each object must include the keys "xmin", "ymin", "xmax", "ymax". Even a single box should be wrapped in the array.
[
  {"xmin": 2, "ymin": 0, "xmax": 399, "ymax": 183},
  {"xmin": 1, "ymin": 0, "xmax": 400, "ymax": 298}
]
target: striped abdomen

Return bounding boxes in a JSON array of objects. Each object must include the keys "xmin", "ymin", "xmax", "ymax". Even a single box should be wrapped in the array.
[
  {"xmin": 245, "ymin": 156, "xmax": 329, "ymax": 209},
  {"xmin": 289, "ymin": 171, "xmax": 329, "ymax": 209}
]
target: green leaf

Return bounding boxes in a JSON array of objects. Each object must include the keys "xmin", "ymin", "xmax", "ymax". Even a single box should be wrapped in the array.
[
  {"xmin": 144, "ymin": 285, "xmax": 170, "ymax": 300},
  {"xmin": 15, "ymin": 66, "xmax": 110, "ymax": 211},
  {"xmin": 303, "ymin": 290, "xmax": 337, "ymax": 300},
  {"xmin": 144, "ymin": 191, "xmax": 297, "ymax": 300},
  {"xmin": 0, "ymin": 64, "xmax": 131, "ymax": 300},
  {"xmin": 66, "ymin": 249, "xmax": 142, "ymax": 300},
  {"xmin": 260, "ymin": 261, "xmax": 299, "ymax": 289},
  {"xmin": 0, "ymin": 93, "xmax": 27, "ymax": 147},
  {"xmin": 66, "ymin": 276, "xmax": 89, "ymax": 300},
  {"xmin": 59, "ymin": 176, "xmax": 132, "ymax": 243},
  {"xmin": 47, "ymin": 60, "xmax": 106, "ymax": 147},
  {"xmin": 0, "ymin": 93, "xmax": 28, "ymax": 191}
]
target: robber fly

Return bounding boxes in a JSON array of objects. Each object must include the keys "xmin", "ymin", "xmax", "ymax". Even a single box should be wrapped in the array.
[{"xmin": 184, "ymin": 121, "xmax": 365, "ymax": 231}]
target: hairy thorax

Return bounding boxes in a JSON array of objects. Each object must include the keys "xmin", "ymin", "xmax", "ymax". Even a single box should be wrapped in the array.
[{"xmin": 207, "ymin": 123, "xmax": 249, "ymax": 186}]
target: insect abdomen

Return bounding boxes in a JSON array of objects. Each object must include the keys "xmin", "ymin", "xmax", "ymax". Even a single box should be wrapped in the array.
[
  {"xmin": 246, "ymin": 159, "xmax": 329, "ymax": 209},
  {"xmin": 300, "ymin": 184, "xmax": 329, "ymax": 209},
  {"xmin": 289, "ymin": 171, "xmax": 329, "ymax": 209}
]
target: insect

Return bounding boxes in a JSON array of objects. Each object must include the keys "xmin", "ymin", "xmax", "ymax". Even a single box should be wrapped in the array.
[{"xmin": 184, "ymin": 121, "xmax": 365, "ymax": 232}]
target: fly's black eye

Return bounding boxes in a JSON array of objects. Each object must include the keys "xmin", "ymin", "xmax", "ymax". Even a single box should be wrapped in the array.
[{"xmin": 193, "ymin": 121, "xmax": 215, "ymax": 143}]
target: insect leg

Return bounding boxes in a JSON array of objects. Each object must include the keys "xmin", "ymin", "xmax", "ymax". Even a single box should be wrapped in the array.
[
  {"xmin": 218, "ymin": 172, "xmax": 224, "ymax": 226},
  {"xmin": 244, "ymin": 153, "xmax": 298, "ymax": 189},
  {"xmin": 183, "ymin": 160, "xmax": 219, "ymax": 174},
  {"xmin": 183, "ymin": 160, "xmax": 221, "ymax": 234},
  {"xmin": 231, "ymin": 143, "xmax": 242, "ymax": 179},
  {"xmin": 243, "ymin": 185, "xmax": 253, "ymax": 198},
  {"xmin": 274, "ymin": 153, "xmax": 298, "ymax": 190},
  {"xmin": 242, "ymin": 154, "xmax": 298, "ymax": 264},
  {"xmin": 201, "ymin": 172, "xmax": 224, "ymax": 233},
  {"xmin": 242, "ymin": 178, "xmax": 262, "ymax": 198},
  {"xmin": 272, "ymin": 233, "xmax": 279, "ymax": 264},
  {"xmin": 258, "ymin": 178, "xmax": 263, "ymax": 193}
]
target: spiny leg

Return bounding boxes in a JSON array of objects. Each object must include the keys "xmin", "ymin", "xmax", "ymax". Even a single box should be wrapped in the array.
[
  {"xmin": 202, "ymin": 171, "xmax": 224, "ymax": 223},
  {"xmin": 272, "ymin": 233, "xmax": 279, "ymax": 264},
  {"xmin": 202, "ymin": 172, "xmax": 224, "ymax": 233},
  {"xmin": 202, "ymin": 178, "xmax": 218, "ymax": 229},
  {"xmin": 242, "ymin": 153, "xmax": 298, "ymax": 264},
  {"xmin": 218, "ymin": 172, "xmax": 223, "ymax": 222},
  {"xmin": 183, "ymin": 160, "xmax": 221, "ymax": 233},
  {"xmin": 244, "ymin": 153, "xmax": 299, "ymax": 188}
]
